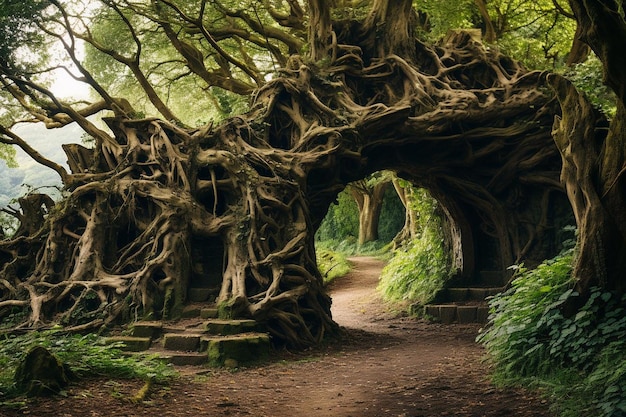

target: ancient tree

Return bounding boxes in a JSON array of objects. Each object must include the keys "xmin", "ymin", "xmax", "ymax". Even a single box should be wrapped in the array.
[
  {"xmin": 0, "ymin": 0, "xmax": 617, "ymax": 347},
  {"xmin": 549, "ymin": 0, "xmax": 626, "ymax": 294}
]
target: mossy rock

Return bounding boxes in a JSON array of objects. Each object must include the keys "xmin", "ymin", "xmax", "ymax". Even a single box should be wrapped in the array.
[
  {"xmin": 206, "ymin": 333, "xmax": 270, "ymax": 367},
  {"xmin": 14, "ymin": 346, "xmax": 72, "ymax": 397}
]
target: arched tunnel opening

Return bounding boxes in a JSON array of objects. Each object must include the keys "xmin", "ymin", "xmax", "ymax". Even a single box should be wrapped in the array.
[{"xmin": 312, "ymin": 159, "xmax": 576, "ymax": 321}]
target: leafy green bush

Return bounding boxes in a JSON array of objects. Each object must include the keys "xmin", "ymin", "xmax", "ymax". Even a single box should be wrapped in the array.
[
  {"xmin": 378, "ymin": 226, "xmax": 451, "ymax": 305},
  {"xmin": 0, "ymin": 329, "xmax": 176, "ymax": 398},
  {"xmin": 378, "ymin": 186, "xmax": 451, "ymax": 306},
  {"xmin": 477, "ymin": 248, "xmax": 576, "ymax": 378},
  {"xmin": 478, "ymin": 245, "xmax": 626, "ymax": 417}
]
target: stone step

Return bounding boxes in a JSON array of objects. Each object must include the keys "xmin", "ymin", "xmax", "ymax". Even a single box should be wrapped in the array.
[
  {"xmin": 204, "ymin": 319, "xmax": 262, "ymax": 335},
  {"xmin": 204, "ymin": 333, "xmax": 271, "ymax": 367},
  {"xmin": 441, "ymin": 287, "xmax": 503, "ymax": 302},
  {"xmin": 162, "ymin": 333, "xmax": 204, "ymax": 352},
  {"xmin": 147, "ymin": 350, "xmax": 208, "ymax": 366},
  {"xmin": 181, "ymin": 303, "xmax": 219, "ymax": 319},
  {"xmin": 130, "ymin": 321, "xmax": 164, "ymax": 339},
  {"xmin": 424, "ymin": 304, "xmax": 490, "ymax": 324},
  {"xmin": 200, "ymin": 307, "xmax": 219, "ymax": 319},
  {"xmin": 121, "ymin": 316, "xmax": 272, "ymax": 368},
  {"xmin": 105, "ymin": 336, "xmax": 152, "ymax": 352}
]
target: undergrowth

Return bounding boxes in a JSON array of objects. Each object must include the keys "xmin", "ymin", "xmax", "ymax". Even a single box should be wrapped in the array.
[
  {"xmin": 377, "ymin": 226, "xmax": 451, "ymax": 306},
  {"xmin": 478, "ymin": 245, "xmax": 626, "ymax": 417},
  {"xmin": 0, "ymin": 328, "xmax": 176, "ymax": 400},
  {"xmin": 377, "ymin": 187, "xmax": 451, "ymax": 307},
  {"xmin": 316, "ymin": 246, "xmax": 352, "ymax": 285},
  {"xmin": 316, "ymin": 237, "xmax": 389, "ymax": 257}
]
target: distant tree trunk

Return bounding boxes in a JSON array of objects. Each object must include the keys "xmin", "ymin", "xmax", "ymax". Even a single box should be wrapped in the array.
[
  {"xmin": 473, "ymin": 0, "xmax": 498, "ymax": 43},
  {"xmin": 349, "ymin": 180, "xmax": 390, "ymax": 245},
  {"xmin": 391, "ymin": 178, "xmax": 417, "ymax": 249}
]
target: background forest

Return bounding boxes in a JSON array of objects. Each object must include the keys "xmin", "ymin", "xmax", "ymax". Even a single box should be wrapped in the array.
[{"xmin": 1, "ymin": 0, "xmax": 625, "ymax": 416}]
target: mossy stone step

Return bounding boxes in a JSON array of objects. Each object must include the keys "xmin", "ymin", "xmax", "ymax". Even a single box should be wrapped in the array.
[
  {"xmin": 162, "ymin": 333, "xmax": 203, "ymax": 351},
  {"xmin": 203, "ymin": 333, "xmax": 270, "ymax": 367},
  {"xmin": 130, "ymin": 321, "xmax": 163, "ymax": 339},
  {"xmin": 105, "ymin": 336, "xmax": 152, "ymax": 352},
  {"xmin": 200, "ymin": 307, "xmax": 219, "ymax": 319},
  {"xmin": 204, "ymin": 319, "xmax": 260, "ymax": 335},
  {"xmin": 181, "ymin": 305, "xmax": 202, "ymax": 318},
  {"xmin": 154, "ymin": 351, "xmax": 208, "ymax": 366}
]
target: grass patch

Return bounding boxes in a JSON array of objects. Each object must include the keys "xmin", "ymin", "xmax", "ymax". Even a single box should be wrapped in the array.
[
  {"xmin": 316, "ymin": 238, "xmax": 392, "ymax": 285},
  {"xmin": 316, "ymin": 247, "xmax": 352, "ymax": 285},
  {"xmin": 0, "ymin": 328, "xmax": 176, "ymax": 400}
]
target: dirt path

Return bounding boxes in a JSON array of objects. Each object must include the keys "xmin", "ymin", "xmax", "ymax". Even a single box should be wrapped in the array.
[{"xmin": 1, "ymin": 257, "xmax": 552, "ymax": 417}]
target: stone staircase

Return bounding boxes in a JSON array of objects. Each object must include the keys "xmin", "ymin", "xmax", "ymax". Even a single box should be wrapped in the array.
[
  {"xmin": 423, "ymin": 271, "xmax": 507, "ymax": 324},
  {"xmin": 106, "ymin": 304, "xmax": 271, "ymax": 367}
]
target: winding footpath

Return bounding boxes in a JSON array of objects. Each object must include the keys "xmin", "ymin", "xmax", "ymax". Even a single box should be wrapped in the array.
[{"xmin": 2, "ymin": 257, "xmax": 553, "ymax": 417}]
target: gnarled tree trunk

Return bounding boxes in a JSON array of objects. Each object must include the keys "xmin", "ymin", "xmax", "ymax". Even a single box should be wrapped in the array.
[{"xmin": 550, "ymin": 0, "xmax": 626, "ymax": 294}]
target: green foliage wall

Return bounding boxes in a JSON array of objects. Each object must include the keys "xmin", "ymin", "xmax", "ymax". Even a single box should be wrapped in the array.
[
  {"xmin": 378, "ymin": 185, "xmax": 406, "ymax": 242},
  {"xmin": 378, "ymin": 187, "xmax": 452, "ymax": 305},
  {"xmin": 478, "ymin": 242, "xmax": 626, "ymax": 417},
  {"xmin": 315, "ymin": 189, "xmax": 360, "ymax": 243},
  {"xmin": 566, "ymin": 57, "xmax": 617, "ymax": 118},
  {"xmin": 315, "ymin": 184, "xmax": 404, "ymax": 245}
]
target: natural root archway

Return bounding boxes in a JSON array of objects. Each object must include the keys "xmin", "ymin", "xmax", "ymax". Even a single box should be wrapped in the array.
[{"xmin": 1, "ymin": 26, "xmax": 577, "ymax": 347}]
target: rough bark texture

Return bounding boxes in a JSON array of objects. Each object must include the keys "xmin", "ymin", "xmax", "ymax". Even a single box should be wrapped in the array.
[
  {"xmin": 555, "ymin": 0, "xmax": 626, "ymax": 294},
  {"xmin": 0, "ymin": 4, "xmax": 580, "ymax": 347}
]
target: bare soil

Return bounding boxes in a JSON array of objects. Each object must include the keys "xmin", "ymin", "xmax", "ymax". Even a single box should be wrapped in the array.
[{"xmin": 0, "ymin": 257, "xmax": 552, "ymax": 417}]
